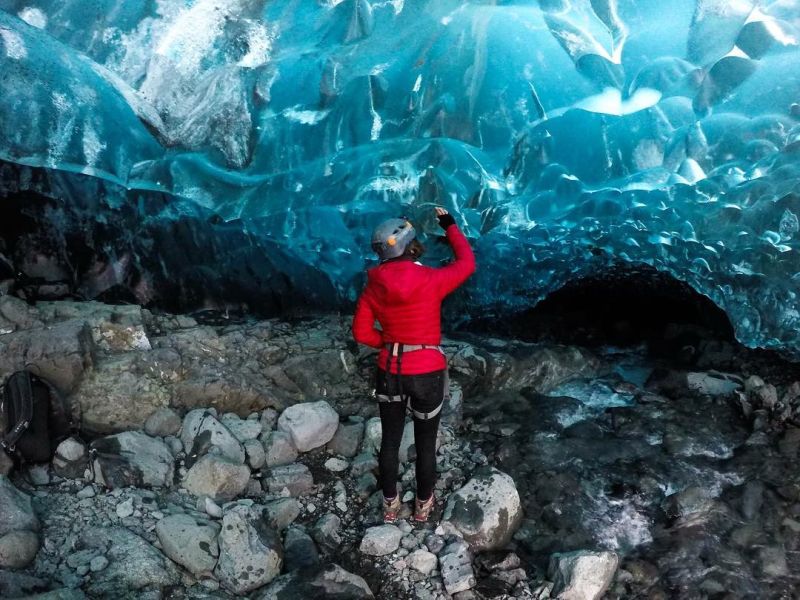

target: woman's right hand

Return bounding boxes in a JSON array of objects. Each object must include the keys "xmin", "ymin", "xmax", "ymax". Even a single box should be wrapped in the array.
[{"xmin": 435, "ymin": 207, "xmax": 456, "ymax": 230}]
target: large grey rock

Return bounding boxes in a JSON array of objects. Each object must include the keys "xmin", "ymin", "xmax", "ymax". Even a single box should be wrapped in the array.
[
  {"xmin": 144, "ymin": 407, "xmax": 182, "ymax": 437},
  {"xmin": 277, "ymin": 401, "xmax": 339, "ymax": 452},
  {"xmin": 548, "ymin": 550, "xmax": 619, "ymax": 600},
  {"xmin": 262, "ymin": 431, "xmax": 299, "ymax": 467},
  {"xmin": 254, "ymin": 563, "xmax": 373, "ymax": 599},
  {"xmin": 359, "ymin": 525, "xmax": 402, "ymax": 556},
  {"xmin": 0, "ymin": 476, "xmax": 40, "ymax": 536},
  {"xmin": 216, "ymin": 505, "xmax": 283, "ymax": 594},
  {"xmin": 220, "ymin": 414, "xmax": 263, "ymax": 442},
  {"xmin": 182, "ymin": 454, "xmax": 250, "ymax": 502},
  {"xmin": 264, "ymin": 463, "xmax": 314, "ymax": 497},
  {"xmin": 181, "ymin": 409, "xmax": 246, "ymax": 464},
  {"xmin": 312, "ymin": 513, "xmax": 342, "ymax": 555},
  {"xmin": 326, "ymin": 419, "xmax": 364, "ymax": 458},
  {"xmin": 155, "ymin": 514, "xmax": 220, "ymax": 575},
  {"xmin": 686, "ymin": 372, "xmax": 742, "ymax": 396},
  {"xmin": 91, "ymin": 431, "xmax": 174, "ymax": 489},
  {"xmin": 0, "ymin": 530, "xmax": 39, "ymax": 569},
  {"xmin": 78, "ymin": 526, "xmax": 180, "ymax": 596},
  {"xmin": 74, "ymin": 355, "xmax": 169, "ymax": 433},
  {"xmin": 441, "ymin": 468, "xmax": 523, "ymax": 552},
  {"xmin": 52, "ymin": 437, "xmax": 88, "ymax": 479},
  {"xmin": 0, "ymin": 319, "xmax": 92, "ymax": 393},
  {"xmin": 439, "ymin": 540, "xmax": 476, "ymax": 595}
]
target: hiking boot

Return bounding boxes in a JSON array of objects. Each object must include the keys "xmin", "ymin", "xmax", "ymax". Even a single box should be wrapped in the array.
[
  {"xmin": 414, "ymin": 494, "xmax": 435, "ymax": 523},
  {"xmin": 383, "ymin": 495, "xmax": 401, "ymax": 523}
]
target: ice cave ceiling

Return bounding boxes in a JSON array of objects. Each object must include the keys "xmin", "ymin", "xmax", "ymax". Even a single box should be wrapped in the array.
[{"xmin": 0, "ymin": 0, "xmax": 799, "ymax": 354}]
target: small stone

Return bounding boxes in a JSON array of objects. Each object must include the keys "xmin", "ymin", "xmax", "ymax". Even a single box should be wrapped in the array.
[
  {"xmin": 116, "ymin": 498, "xmax": 134, "ymax": 519},
  {"xmin": 183, "ymin": 454, "xmax": 250, "ymax": 502},
  {"xmin": 408, "ymin": 549, "xmax": 437, "ymax": 575},
  {"xmin": 205, "ymin": 497, "xmax": 223, "ymax": 518},
  {"xmin": 263, "ymin": 463, "xmax": 314, "ymax": 497},
  {"xmin": 0, "ymin": 530, "xmax": 39, "ymax": 568},
  {"xmin": 326, "ymin": 420, "xmax": 365, "ymax": 458},
  {"xmin": 261, "ymin": 431, "xmax": 299, "ymax": 468},
  {"xmin": 312, "ymin": 513, "xmax": 342, "ymax": 554},
  {"xmin": 360, "ymin": 524, "xmax": 403, "ymax": 556},
  {"xmin": 244, "ymin": 439, "xmax": 266, "ymax": 470},
  {"xmin": 324, "ymin": 457, "xmax": 349, "ymax": 472},
  {"xmin": 89, "ymin": 556, "xmax": 109, "ymax": 572},
  {"xmin": 77, "ymin": 485, "xmax": 96, "ymax": 499},
  {"xmin": 549, "ymin": 550, "xmax": 619, "ymax": 600},
  {"xmin": 277, "ymin": 401, "xmax": 340, "ymax": 452},
  {"xmin": 351, "ymin": 452, "xmax": 378, "ymax": 477},
  {"xmin": 144, "ymin": 407, "xmax": 182, "ymax": 437},
  {"xmin": 265, "ymin": 498, "xmax": 301, "ymax": 531},
  {"xmin": 307, "ymin": 503, "xmax": 317, "ymax": 513}
]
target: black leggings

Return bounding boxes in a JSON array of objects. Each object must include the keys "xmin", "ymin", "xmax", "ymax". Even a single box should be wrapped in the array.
[{"xmin": 375, "ymin": 368, "xmax": 445, "ymax": 501}]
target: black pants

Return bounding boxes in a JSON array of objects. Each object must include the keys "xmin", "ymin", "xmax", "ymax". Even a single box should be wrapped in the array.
[{"xmin": 375, "ymin": 368, "xmax": 445, "ymax": 501}]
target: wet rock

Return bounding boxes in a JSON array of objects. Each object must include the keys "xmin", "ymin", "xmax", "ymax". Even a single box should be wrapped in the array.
[
  {"xmin": 204, "ymin": 497, "xmax": 224, "ymax": 518},
  {"xmin": 183, "ymin": 454, "xmax": 250, "ymax": 501},
  {"xmin": 255, "ymin": 563, "xmax": 374, "ymax": 599},
  {"xmin": 442, "ymin": 380, "xmax": 464, "ymax": 428},
  {"xmin": 115, "ymin": 497, "xmax": 134, "ymax": 518},
  {"xmin": 91, "ymin": 431, "xmax": 174, "ymax": 489},
  {"xmin": 263, "ymin": 463, "xmax": 314, "ymax": 497},
  {"xmin": 758, "ymin": 546, "xmax": 789, "ymax": 578},
  {"xmin": 324, "ymin": 457, "xmax": 349, "ymax": 472},
  {"xmin": 181, "ymin": 409, "xmax": 246, "ymax": 465},
  {"xmin": 265, "ymin": 498, "xmax": 301, "ymax": 531},
  {"xmin": 360, "ymin": 524, "xmax": 403, "ymax": 556},
  {"xmin": 441, "ymin": 468, "xmax": 522, "ymax": 551},
  {"xmin": 144, "ymin": 407, "xmax": 181, "ymax": 437},
  {"xmin": 549, "ymin": 550, "xmax": 619, "ymax": 600},
  {"xmin": 262, "ymin": 431, "xmax": 299, "ymax": 467},
  {"xmin": 155, "ymin": 514, "xmax": 220, "ymax": 575},
  {"xmin": 351, "ymin": 452, "xmax": 378, "ymax": 477},
  {"xmin": 52, "ymin": 437, "xmax": 88, "ymax": 479},
  {"xmin": 215, "ymin": 505, "xmax": 283, "ymax": 594},
  {"xmin": 362, "ymin": 417, "xmax": 382, "ymax": 454},
  {"xmin": 327, "ymin": 419, "xmax": 364, "ymax": 458},
  {"xmin": 283, "ymin": 526, "xmax": 320, "ymax": 571},
  {"xmin": 686, "ymin": 372, "xmax": 741, "ymax": 396},
  {"xmin": 440, "ymin": 540, "xmax": 476, "ymax": 595},
  {"xmin": 78, "ymin": 526, "xmax": 180, "ymax": 596},
  {"xmin": 741, "ymin": 481, "xmax": 764, "ymax": 520},
  {"xmin": 277, "ymin": 400, "xmax": 339, "ymax": 452},
  {"xmin": 0, "ymin": 530, "xmax": 39, "ymax": 568}
]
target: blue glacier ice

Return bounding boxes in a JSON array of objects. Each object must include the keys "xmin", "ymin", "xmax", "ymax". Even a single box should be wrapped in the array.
[{"xmin": 0, "ymin": 0, "xmax": 799, "ymax": 353}]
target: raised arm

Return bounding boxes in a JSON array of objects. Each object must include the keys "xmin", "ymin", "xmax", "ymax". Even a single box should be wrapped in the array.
[
  {"xmin": 352, "ymin": 286, "xmax": 384, "ymax": 348},
  {"xmin": 432, "ymin": 209, "xmax": 476, "ymax": 297}
]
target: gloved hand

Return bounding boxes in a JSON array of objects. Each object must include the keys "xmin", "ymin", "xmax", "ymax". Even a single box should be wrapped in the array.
[{"xmin": 435, "ymin": 207, "xmax": 456, "ymax": 230}]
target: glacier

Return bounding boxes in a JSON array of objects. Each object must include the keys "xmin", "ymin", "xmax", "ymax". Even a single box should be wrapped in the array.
[{"xmin": 0, "ymin": 0, "xmax": 799, "ymax": 354}]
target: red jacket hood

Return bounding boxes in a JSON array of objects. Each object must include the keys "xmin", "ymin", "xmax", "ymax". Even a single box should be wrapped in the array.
[{"xmin": 366, "ymin": 259, "xmax": 427, "ymax": 305}]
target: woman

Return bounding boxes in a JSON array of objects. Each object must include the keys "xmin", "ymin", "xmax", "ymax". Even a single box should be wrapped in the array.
[{"xmin": 352, "ymin": 207, "xmax": 475, "ymax": 523}]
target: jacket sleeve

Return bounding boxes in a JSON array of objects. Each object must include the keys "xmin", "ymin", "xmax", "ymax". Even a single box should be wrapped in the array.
[
  {"xmin": 352, "ymin": 287, "xmax": 384, "ymax": 348},
  {"xmin": 433, "ymin": 224, "xmax": 476, "ymax": 297}
]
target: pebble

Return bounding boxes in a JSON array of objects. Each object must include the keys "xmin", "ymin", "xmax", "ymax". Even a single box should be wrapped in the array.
[
  {"xmin": 204, "ymin": 497, "xmax": 223, "ymax": 518},
  {"xmin": 115, "ymin": 498, "xmax": 134, "ymax": 518},
  {"xmin": 77, "ymin": 485, "xmax": 96, "ymax": 499},
  {"xmin": 307, "ymin": 503, "xmax": 317, "ymax": 513},
  {"xmin": 324, "ymin": 457, "xmax": 350, "ymax": 472},
  {"xmin": 90, "ymin": 556, "xmax": 109, "ymax": 572}
]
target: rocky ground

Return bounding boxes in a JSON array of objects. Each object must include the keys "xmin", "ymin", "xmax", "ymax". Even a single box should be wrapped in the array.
[{"xmin": 1, "ymin": 297, "xmax": 800, "ymax": 599}]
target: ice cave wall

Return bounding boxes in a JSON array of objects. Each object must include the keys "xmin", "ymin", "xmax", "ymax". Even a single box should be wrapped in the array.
[{"xmin": 0, "ymin": 1, "xmax": 799, "ymax": 354}]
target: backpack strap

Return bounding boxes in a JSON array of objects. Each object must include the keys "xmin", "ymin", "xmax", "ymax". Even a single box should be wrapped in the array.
[{"xmin": 0, "ymin": 372, "xmax": 35, "ymax": 453}]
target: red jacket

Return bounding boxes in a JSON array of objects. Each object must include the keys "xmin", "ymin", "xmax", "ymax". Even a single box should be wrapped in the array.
[{"xmin": 352, "ymin": 224, "xmax": 476, "ymax": 374}]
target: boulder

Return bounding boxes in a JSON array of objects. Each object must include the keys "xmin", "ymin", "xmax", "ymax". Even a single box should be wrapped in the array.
[
  {"xmin": 0, "ymin": 476, "xmax": 40, "ymax": 536},
  {"xmin": 262, "ymin": 431, "xmax": 299, "ymax": 467},
  {"xmin": 441, "ymin": 468, "xmax": 523, "ymax": 551},
  {"xmin": 144, "ymin": 407, "xmax": 182, "ymax": 437},
  {"xmin": 254, "ymin": 563, "xmax": 373, "ymax": 599},
  {"xmin": 359, "ymin": 525, "xmax": 402, "ymax": 556},
  {"xmin": 548, "ymin": 550, "xmax": 619, "ymax": 600},
  {"xmin": 78, "ymin": 526, "xmax": 180, "ymax": 596},
  {"xmin": 182, "ymin": 454, "xmax": 250, "ymax": 502},
  {"xmin": 326, "ymin": 419, "xmax": 364, "ymax": 458},
  {"xmin": 90, "ymin": 431, "xmax": 174, "ymax": 489},
  {"xmin": 263, "ymin": 463, "xmax": 314, "ymax": 497},
  {"xmin": 52, "ymin": 437, "xmax": 88, "ymax": 480},
  {"xmin": 0, "ymin": 319, "xmax": 92, "ymax": 393},
  {"xmin": 277, "ymin": 401, "xmax": 339, "ymax": 452},
  {"xmin": 155, "ymin": 514, "xmax": 220, "ymax": 575},
  {"xmin": 181, "ymin": 409, "xmax": 246, "ymax": 464},
  {"xmin": 0, "ymin": 530, "xmax": 39, "ymax": 569},
  {"xmin": 216, "ymin": 506, "xmax": 283, "ymax": 594}
]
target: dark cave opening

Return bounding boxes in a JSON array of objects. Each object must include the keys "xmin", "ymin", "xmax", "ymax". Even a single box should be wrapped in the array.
[{"xmin": 468, "ymin": 265, "xmax": 737, "ymax": 359}]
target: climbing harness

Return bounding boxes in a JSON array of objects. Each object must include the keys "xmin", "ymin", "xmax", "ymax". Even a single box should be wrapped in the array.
[{"xmin": 377, "ymin": 343, "xmax": 448, "ymax": 420}]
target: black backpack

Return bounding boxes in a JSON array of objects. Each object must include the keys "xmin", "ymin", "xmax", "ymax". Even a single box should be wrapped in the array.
[{"xmin": 0, "ymin": 370, "xmax": 75, "ymax": 464}]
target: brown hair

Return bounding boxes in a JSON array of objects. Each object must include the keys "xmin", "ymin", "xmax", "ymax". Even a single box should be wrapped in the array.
[{"xmin": 404, "ymin": 239, "xmax": 426, "ymax": 260}]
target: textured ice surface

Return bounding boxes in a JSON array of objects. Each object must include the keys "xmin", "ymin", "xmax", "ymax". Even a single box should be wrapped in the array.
[{"xmin": 0, "ymin": 1, "xmax": 799, "ymax": 353}]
